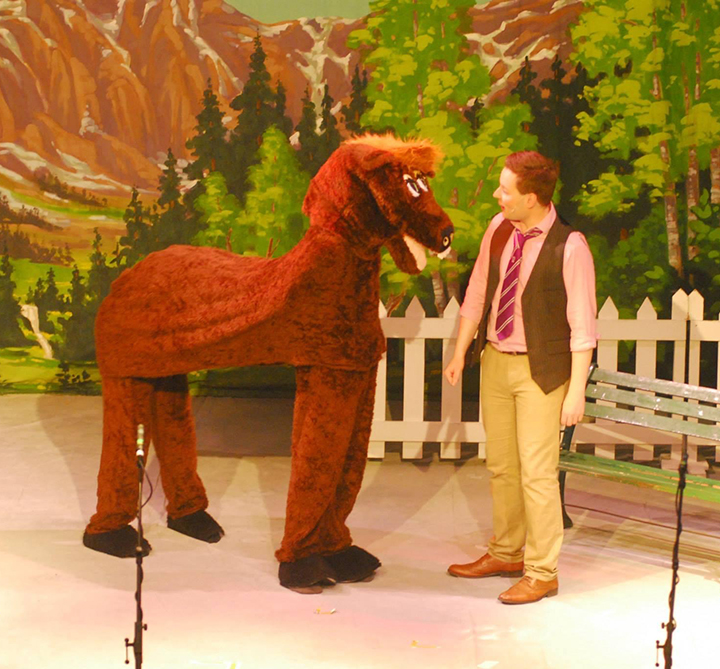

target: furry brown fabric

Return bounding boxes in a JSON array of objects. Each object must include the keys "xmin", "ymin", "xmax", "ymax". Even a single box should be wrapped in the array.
[{"xmin": 85, "ymin": 136, "xmax": 453, "ymax": 570}]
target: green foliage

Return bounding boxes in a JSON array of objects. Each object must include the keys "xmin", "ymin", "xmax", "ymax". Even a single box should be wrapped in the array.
[
  {"xmin": 233, "ymin": 126, "xmax": 310, "ymax": 257},
  {"xmin": 56, "ymin": 266, "xmax": 95, "ymax": 361},
  {"xmin": 228, "ymin": 34, "xmax": 293, "ymax": 201},
  {"xmin": 350, "ymin": 0, "xmax": 538, "ymax": 306},
  {"xmin": 317, "ymin": 84, "xmax": 343, "ymax": 168},
  {"xmin": 0, "ymin": 250, "xmax": 31, "ymax": 347},
  {"xmin": 687, "ymin": 190, "xmax": 720, "ymax": 316},
  {"xmin": 56, "ymin": 233, "xmax": 117, "ymax": 362},
  {"xmin": 115, "ymin": 188, "xmax": 153, "ymax": 268},
  {"xmin": 192, "ymin": 171, "xmax": 243, "ymax": 249},
  {"xmin": 295, "ymin": 88, "xmax": 323, "ymax": 175},
  {"xmin": 195, "ymin": 127, "xmax": 309, "ymax": 258},
  {"xmin": 54, "ymin": 360, "xmax": 93, "ymax": 393},
  {"xmin": 341, "ymin": 66, "xmax": 370, "ymax": 135},
  {"xmin": 153, "ymin": 148, "xmax": 194, "ymax": 248},
  {"xmin": 571, "ymin": 0, "xmax": 720, "ymax": 283},
  {"xmin": 587, "ymin": 205, "xmax": 676, "ymax": 318},
  {"xmin": 25, "ymin": 266, "xmax": 65, "ymax": 333},
  {"xmin": 185, "ymin": 79, "xmax": 228, "ymax": 180}
]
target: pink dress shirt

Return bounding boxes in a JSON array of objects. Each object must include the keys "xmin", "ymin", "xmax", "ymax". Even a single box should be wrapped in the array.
[{"xmin": 459, "ymin": 204, "xmax": 597, "ymax": 353}]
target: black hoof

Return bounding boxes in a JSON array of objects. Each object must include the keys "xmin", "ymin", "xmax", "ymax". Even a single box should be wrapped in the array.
[
  {"xmin": 83, "ymin": 526, "xmax": 151, "ymax": 558},
  {"xmin": 167, "ymin": 510, "xmax": 225, "ymax": 543},
  {"xmin": 279, "ymin": 554, "xmax": 337, "ymax": 594},
  {"xmin": 324, "ymin": 546, "xmax": 381, "ymax": 583}
]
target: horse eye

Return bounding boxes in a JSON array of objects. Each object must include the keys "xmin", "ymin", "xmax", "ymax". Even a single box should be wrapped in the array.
[
  {"xmin": 416, "ymin": 175, "xmax": 429, "ymax": 192},
  {"xmin": 405, "ymin": 180, "xmax": 421, "ymax": 198}
]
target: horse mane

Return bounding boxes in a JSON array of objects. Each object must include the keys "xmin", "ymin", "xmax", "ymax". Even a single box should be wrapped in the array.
[{"xmin": 345, "ymin": 133, "xmax": 443, "ymax": 174}]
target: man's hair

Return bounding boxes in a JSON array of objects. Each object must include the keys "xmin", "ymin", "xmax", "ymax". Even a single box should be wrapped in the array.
[{"xmin": 504, "ymin": 151, "xmax": 559, "ymax": 206}]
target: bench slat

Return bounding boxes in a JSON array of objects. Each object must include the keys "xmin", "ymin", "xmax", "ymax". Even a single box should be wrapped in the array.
[
  {"xmin": 591, "ymin": 368, "xmax": 720, "ymax": 403},
  {"xmin": 583, "ymin": 404, "xmax": 720, "ymax": 441},
  {"xmin": 559, "ymin": 452, "xmax": 720, "ymax": 504},
  {"xmin": 586, "ymin": 384, "xmax": 720, "ymax": 422}
]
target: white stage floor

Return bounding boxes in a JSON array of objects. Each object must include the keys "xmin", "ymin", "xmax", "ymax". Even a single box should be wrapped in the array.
[{"xmin": 1, "ymin": 394, "xmax": 718, "ymax": 669}]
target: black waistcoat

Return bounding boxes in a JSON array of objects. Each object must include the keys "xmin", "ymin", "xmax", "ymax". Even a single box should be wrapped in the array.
[{"xmin": 471, "ymin": 216, "xmax": 573, "ymax": 394}]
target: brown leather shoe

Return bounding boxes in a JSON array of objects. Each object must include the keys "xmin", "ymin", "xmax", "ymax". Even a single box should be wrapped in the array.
[
  {"xmin": 447, "ymin": 553, "xmax": 524, "ymax": 578},
  {"xmin": 498, "ymin": 575, "xmax": 558, "ymax": 604}
]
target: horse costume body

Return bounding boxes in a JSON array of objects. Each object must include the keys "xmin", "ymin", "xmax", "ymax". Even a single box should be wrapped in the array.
[{"xmin": 84, "ymin": 135, "xmax": 454, "ymax": 592}]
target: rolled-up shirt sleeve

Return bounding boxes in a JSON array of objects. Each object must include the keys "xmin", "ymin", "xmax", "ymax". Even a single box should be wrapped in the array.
[{"xmin": 563, "ymin": 231, "xmax": 597, "ymax": 352}]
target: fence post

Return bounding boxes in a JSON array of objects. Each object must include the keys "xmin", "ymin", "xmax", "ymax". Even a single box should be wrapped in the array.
[
  {"xmin": 595, "ymin": 297, "xmax": 619, "ymax": 459},
  {"xmin": 440, "ymin": 298, "xmax": 462, "ymax": 459},
  {"xmin": 401, "ymin": 297, "xmax": 426, "ymax": 460},
  {"xmin": 369, "ymin": 301, "xmax": 388, "ymax": 459},
  {"xmin": 671, "ymin": 289, "xmax": 688, "ymax": 384},
  {"xmin": 633, "ymin": 298, "xmax": 658, "ymax": 461},
  {"xmin": 662, "ymin": 290, "xmax": 709, "ymax": 474}
]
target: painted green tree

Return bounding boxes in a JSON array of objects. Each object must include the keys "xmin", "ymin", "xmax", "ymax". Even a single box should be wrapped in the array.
[
  {"xmin": 228, "ymin": 34, "xmax": 293, "ymax": 201},
  {"xmin": 153, "ymin": 148, "xmax": 195, "ymax": 249},
  {"xmin": 57, "ymin": 232, "xmax": 116, "ymax": 362},
  {"xmin": 0, "ymin": 250, "xmax": 30, "ymax": 347},
  {"xmin": 186, "ymin": 79, "xmax": 229, "ymax": 179},
  {"xmin": 57, "ymin": 266, "xmax": 94, "ymax": 361},
  {"xmin": 317, "ymin": 84, "xmax": 343, "ymax": 169},
  {"xmin": 192, "ymin": 171, "xmax": 243, "ymax": 250},
  {"xmin": 341, "ymin": 65, "xmax": 370, "ymax": 135},
  {"xmin": 296, "ymin": 87, "xmax": 323, "ymax": 176},
  {"xmin": 571, "ymin": 0, "xmax": 720, "ymax": 291},
  {"xmin": 115, "ymin": 187, "xmax": 153, "ymax": 269},
  {"xmin": 232, "ymin": 126, "xmax": 310, "ymax": 258},
  {"xmin": 349, "ymin": 0, "xmax": 536, "ymax": 313},
  {"xmin": 26, "ymin": 267, "xmax": 65, "ymax": 333}
]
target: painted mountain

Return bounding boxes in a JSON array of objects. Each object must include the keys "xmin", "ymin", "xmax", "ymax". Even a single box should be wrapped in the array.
[{"xmin": 0, "ymin": 0, "xmax": 582, "ymax": 195}]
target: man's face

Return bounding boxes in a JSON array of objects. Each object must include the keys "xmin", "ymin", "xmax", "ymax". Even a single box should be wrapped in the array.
[{"xmin": 492, "ymin": 167, "xmax": 531, "ymax": 222}]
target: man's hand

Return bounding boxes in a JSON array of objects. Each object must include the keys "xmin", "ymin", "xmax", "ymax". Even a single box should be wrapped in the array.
[
  {"xmin": 561, "ymin": 385, "xmax": 585, "ymax": 427},
  {"xmin": 444, "ymin": 356, "xmax": 465, "ymax": 386}
]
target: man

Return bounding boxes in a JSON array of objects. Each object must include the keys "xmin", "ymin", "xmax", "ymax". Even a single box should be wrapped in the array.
[{"xmin": 444, "ymin": 151, "xmax": 596, "ymax": 604}]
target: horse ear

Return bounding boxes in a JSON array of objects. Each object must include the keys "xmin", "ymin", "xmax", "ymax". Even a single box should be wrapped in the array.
[{"xmin": 358, "ymin": 148, "xmax": 396, "ymax": 172}]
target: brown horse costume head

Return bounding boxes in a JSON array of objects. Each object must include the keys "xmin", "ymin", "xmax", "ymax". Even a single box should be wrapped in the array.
[{"xmin": 84, "ymin": 135, "xmax": 453, "ymax": 593}]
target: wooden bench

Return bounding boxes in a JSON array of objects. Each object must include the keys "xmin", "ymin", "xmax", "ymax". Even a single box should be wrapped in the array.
[{"xmin": 559, "ymin": 365, "xmax": 720, "ymax": 528}]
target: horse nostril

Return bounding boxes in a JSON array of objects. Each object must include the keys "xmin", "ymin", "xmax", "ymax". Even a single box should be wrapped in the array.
[{"xmin": 441, "ymin": 227, "xmax": 454, "ymax": 249}]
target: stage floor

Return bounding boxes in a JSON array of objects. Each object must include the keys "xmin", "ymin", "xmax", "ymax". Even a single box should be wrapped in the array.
[{"xmin": 1, "ymin": 394, "xmax": 719, "ymax": 669}]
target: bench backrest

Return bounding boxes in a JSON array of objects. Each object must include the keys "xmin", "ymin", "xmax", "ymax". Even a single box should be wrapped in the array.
[{"xmin": 583, "ymin": 366, "xmax": 720, "ymax": 442}]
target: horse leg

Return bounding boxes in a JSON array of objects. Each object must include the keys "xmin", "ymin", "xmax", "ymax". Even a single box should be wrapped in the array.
[
  {"xmin": 276, "ymin": 365, "xmax": 377, "ymax": 591},
  {"xmin": 320, "ymin": 365, "xmax": 381, "ymax": 582},
  {"xmin": 84, "ymin": 376, "xmax": 154, "ymax": 557},
  {"xmin": 151, "ymin": 375, "xmax": 223, "ymax": 543}
]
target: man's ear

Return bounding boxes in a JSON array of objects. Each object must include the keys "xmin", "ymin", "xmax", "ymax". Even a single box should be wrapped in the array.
[{"xmin": 525, "ymin": 191, "xmax": 539, "ymax": 209}]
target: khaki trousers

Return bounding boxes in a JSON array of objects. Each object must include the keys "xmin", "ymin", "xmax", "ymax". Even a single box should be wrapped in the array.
[{"xmin": 481, "ymin": 345, "xmax": 568, "ymax": 581}]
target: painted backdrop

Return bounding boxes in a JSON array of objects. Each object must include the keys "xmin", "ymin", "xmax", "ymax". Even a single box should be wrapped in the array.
[{"xmin": 0, "ymin": 0, "xmax": 718, "ymax": 394}]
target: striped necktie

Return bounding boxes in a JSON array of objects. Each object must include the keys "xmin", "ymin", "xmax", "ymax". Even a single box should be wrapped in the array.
[{"xmin": 495, "ymin": 227, "xmax": 543, "ymax": 341}]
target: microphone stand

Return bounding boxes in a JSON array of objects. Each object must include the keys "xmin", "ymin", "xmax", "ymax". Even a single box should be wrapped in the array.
[
  {"xmin": 656, "ymin": 318, "xmax": 692, "ymax": 668},
  {"xmin": 125, "ymin": 424, "xmax": 147, "ymax": 668},
  {"xmin": 655, "ymin": 435, "xmax": 688, "ymax": 669}
]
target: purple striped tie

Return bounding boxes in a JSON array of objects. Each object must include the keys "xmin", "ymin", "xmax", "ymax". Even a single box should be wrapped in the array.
[{"xmin": 495, "ymin": 227, "xmax": 542, "ymax": 341}]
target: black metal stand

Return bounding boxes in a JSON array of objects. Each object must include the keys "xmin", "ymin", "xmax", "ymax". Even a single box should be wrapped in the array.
[
  {"xmin": 125, "ymin": 425, "xmax": 147, "ymax": 668},
  {"xmin": 655, "ymin": 438, "xmax": 689, "ymax": 668}
]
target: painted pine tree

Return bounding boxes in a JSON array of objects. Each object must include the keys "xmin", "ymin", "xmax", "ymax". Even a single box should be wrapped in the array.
[
  {"xmin": 234, "ymin": 126, "xmax": 310, "ymax": 257},
  {"xmin": 341, "ymin": 65, "xmax": 370, "ymax": 135},
  {"xmin": 0, "ymin": 250, "xmax": 30, "ymax": 347},
  {"xmin": 296, "ymin": 88, "xmax": 323, "ymax": 175}
]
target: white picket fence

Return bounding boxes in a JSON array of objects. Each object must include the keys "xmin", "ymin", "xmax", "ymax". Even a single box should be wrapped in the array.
[{"xmin": 368, "ymin": 289, "xmax": 720, "ymax": 472}]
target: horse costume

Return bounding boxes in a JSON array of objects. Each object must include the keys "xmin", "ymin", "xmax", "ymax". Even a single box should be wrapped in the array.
[{"xmin": 83, "ymin": 134, "xmax": 454, "ymax": 593}]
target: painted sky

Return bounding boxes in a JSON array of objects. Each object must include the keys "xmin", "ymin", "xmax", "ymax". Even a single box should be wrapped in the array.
[{"xmin": 225, "ymin": 0, "xmax": 370, "ymax": 23}]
